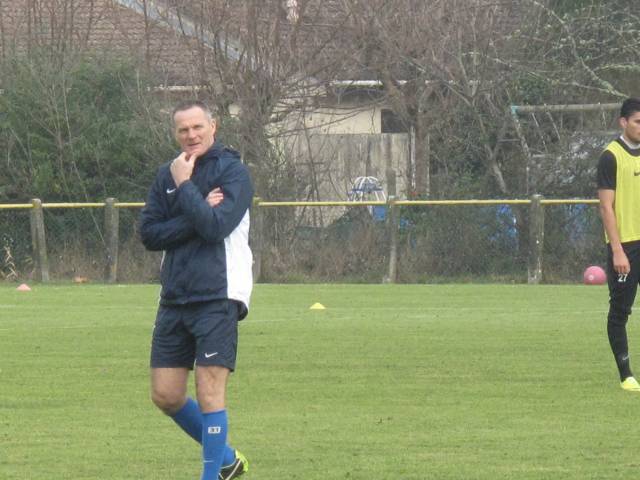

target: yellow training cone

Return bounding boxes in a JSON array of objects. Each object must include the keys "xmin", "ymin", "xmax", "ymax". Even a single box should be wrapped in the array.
[{"xmin": 309, "ymin": 303, "xmax": 326, "ymax": 310}]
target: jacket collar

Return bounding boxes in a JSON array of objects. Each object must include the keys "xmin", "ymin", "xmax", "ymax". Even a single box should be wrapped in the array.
[{"xmin": 198, "ymin": 140, "xmax": 224, "ymax": 163}]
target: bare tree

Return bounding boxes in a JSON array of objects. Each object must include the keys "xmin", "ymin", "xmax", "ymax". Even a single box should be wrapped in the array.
[
  {"xmin": 338, "ymin": 0, "xmax": 525, "ymax": 197},
  {"xmin": 147, "ymin": 0, "xmax": 354, "ymax": 199},
  {"xmin": 0, "ymin": 0, "xmax": 105, "ymax": 62}
]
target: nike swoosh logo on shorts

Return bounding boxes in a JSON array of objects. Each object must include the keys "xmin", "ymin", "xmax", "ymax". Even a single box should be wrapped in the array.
[{"xmin": 204, "ymin": 352, "xmax": 219, "ymax": 358}]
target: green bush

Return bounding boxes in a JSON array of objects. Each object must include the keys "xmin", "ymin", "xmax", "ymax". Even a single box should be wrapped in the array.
[{"xmin": 0, "ymin": 51, "xmax": 174, "ymax": 203}]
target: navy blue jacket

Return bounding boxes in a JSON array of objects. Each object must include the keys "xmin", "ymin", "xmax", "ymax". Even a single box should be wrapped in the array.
[{"xmin": 140, "ymin": 142, "xmax": 254, "ymax": 316}]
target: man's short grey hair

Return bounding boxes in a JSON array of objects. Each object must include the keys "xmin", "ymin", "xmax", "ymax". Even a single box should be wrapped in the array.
[{"xmin": 172, "ymin": 100, "xmax": 214, "ymax": 124}]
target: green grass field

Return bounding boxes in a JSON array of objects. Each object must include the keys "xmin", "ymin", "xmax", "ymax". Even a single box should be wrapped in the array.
[{"xmin": 1, "ymin": 283, "xmax": 639, "ymax": 479}]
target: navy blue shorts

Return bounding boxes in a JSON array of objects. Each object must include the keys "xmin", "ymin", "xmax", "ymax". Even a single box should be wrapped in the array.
[{"xmin": 150, "ymin": 299, "xmax": 239, "ymax": 371}]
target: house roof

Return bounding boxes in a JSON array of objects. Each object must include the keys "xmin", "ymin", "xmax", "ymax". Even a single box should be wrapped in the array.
[
  {"xmin": 0, "ymin": 0, "xmax": 214, "ymax": 85},
  {"xmin": 0, "ymin": 0, "xmax": 524, "ymax": 89},
  {"xmin": 147, "ymin": 0, "xmax": 359, "ymax": 82}
]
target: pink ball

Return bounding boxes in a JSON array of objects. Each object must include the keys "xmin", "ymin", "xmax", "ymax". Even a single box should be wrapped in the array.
[{"xmin": 583, "ymin": 265, "xmax": 606, "ymax": 285}]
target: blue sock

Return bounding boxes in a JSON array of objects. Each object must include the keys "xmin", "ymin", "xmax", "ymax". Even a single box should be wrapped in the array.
[
  {"xmin": 170, "ymin": 398, "xmax": 236, "ymax": 465},
  {"xmin": 201, "ymin": 409, "xmax": 228, "ymax": 480},
  {"xmin": 221, "ymin": 445, "xmax": 236, "ymax": 467},
  {"xmin": 170, "ymin": 398, "xmax": 202, "ymax": 443}
]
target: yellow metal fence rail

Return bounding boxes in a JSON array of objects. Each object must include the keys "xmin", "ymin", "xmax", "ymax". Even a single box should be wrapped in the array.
[{"xmin": 0, "ymin": 199, "xmax": 600, "ymax": 209}]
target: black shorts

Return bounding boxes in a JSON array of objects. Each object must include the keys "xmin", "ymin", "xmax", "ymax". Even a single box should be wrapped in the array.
[
  {"xmin": 607, "ymin": 240, "xmax": 640, "ymax": 317},
  {"xmin": 150, "ymin": 299, "xmax": 239, "ymax": 371}
]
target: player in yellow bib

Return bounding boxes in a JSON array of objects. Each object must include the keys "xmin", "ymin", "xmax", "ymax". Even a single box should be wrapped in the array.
[{"xmin": 597, "ymin": 97, "xmax": 640, "ymax": 392}]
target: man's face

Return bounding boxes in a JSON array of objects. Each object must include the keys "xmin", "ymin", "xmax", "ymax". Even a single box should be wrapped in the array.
[
  {"xmin": 621, "ymin": 111, "xmax": 640, "ymax": 144},
  {"xmin": 174, "ymin": 106, "xmax": 217, "ymax": 158}
]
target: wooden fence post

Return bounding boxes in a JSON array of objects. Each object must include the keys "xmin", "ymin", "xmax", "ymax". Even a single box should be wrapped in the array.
[
  {"xmin": 384, "ymin": 195, "xmax": 399, "ymax": 283},
  {"xmin": 30, "ymin": 198, "xmax": 49, "ymax": 282},
  {"xmin": 29, "ymin": 203, "xmax": 38, "ymax": 273},
  {"xmin": 104, "ymin": 198, "xmax": 119, "ymax": 283},
  {"xmin": 528, "ymin": 194, "xmax": 544, "ymax": 284},
  {"xmin": 251, "ymin": 198, "xmax": 263, "ymax": 282}
]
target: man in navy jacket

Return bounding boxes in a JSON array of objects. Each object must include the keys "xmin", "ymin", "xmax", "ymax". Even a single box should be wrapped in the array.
[{"xmin": 140, "ymin": 100, "xmax": 253, "ymax": 480}]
